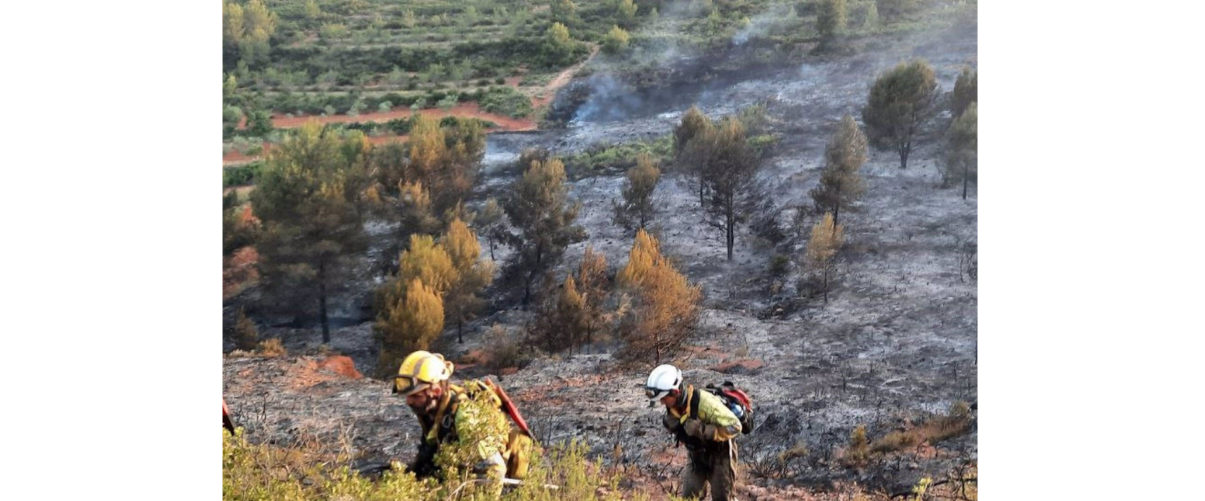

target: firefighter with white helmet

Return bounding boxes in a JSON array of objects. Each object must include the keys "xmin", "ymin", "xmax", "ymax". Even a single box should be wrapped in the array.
[{"xmin": 646, "ymin": 364, "xmax": 743, "ymax": 501}]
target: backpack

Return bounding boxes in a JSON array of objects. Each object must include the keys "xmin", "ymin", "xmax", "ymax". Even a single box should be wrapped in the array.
[
  {"xmin": 470, "ymin": 377, "xmax": 540, "ymax": 479},
  {"xmin": 699, "ymin": 382, "xmax": 755, "ymax": 434}
]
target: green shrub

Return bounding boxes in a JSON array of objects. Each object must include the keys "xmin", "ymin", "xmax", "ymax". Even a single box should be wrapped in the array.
[
  {"xmin": 223, "ymin": 420, "xmax": 646, "ymax": 501},
  {"xmin": 769, "ymin": 254, "xmax": 790, "ymax": 277},
  {"xmin": 564, "ymin": 135, "xmax": 673, "ymax": 178},
  {"xmin": 223, "ymin": 162, "xmax": 263, "ymax": 188},
  {"xmin": 748, "ymin": 134, "xmax": 778, "ymax": 157},
  {"xmin": 436, "ymin": 93, "xmax": 459, "ymax": 110},
  {"xmin": 478, "ymin": 86, "xmax": 534, "ymax": 118},
  {"xmin": 602, "ymin": 25, "xmax": 630, "ymax": 55}
]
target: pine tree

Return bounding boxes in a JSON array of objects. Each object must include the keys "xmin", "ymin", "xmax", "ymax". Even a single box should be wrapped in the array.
[
  {"xmin": 952, "ymin": 67, "xmax": 978, "ymax": 117},
  {"xmin": 375, "ymin": 278, "xmax": 445, "ymax": 377},
  {"xmin": 817, "ymin": 0, "xmax": 847, "ymax": 41},
  {"xmin": 945, "ymin": 102, "xmax": 977, "ymax": 199},
  {"xmin": 576, "ymin": 245, "xmax": 611, "ymax": 348},
  {"xmin": 551, "ymin": 0, "xmax": 578, "ymax": 25},
  {"xmin": 617, "ymin": 230, "xmax": 702, "ymax": 364},
  {"xmin": 701, "ymin": 118, "xmax": 761, "ymax": 261},
  {"xmin": 862, "ymin": 59, "xmax": 939, "ymax": 169},
  {"xmin": 809, "ymin": 114, "xmax": 868, "ymax": 226},
  {"xmin": 534, "ymin": 274, "xmax": 588, "ymax": 353},
  {"xmin": 408, "ymin": 114, "xmax": 448, "ymax": 189},
  {"xmin": 369, "ymin": 141, "xmax": 408, "ymax": 201},
  {"xmin": 365, "ymin": 115, "xmax": 484, "ymax": 277},
  {"xmin": 372, "ymin": 181, "xmax": 442, "ymax": 277},
  {"xmin": 545, "ymin": 22, "xmax": 575, "ymax": 65},
  {"xmin": 602, "ymin": 25, "xmax": 631, "ymax": 55},
  {"xmin": 222, "ymin": 2, "xmax": 245, "ymax": 49},
  {"xmin": 441, "ymin": 218, "xmax": 495, "ymax": 342},
  {"xmin": 614, "ymin": 153, "xmax": 660, "ymax": 232},
  {"xmin": 476, "ymin": 198, "xmax": 507, "ymax": 260},
  {"xmin": 251, "ymin": 122, "xmax": 369, "ymax": 343},
  {"xmin": 616, "ymin": 0, "xmax": 638, "ymax": 27},
  {"xmin": 805, "ymin": 212, "xmax": 844, "ymax": 303},
  {"xmin": 503, "ymin": 153, "xmax": 586, "ymax": 305},
  {"xmin": 398, "ymin": 233, "xmax": 458, "ymax": 297},
  {"xmin": 674, "ymin": 105, "xmax": 714, "ymax": 205}
]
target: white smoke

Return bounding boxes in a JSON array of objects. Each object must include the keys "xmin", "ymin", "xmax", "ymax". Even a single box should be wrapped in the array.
[{"xmin": 732, "ymin": 4, "xmax": 798, "ymax": 46}]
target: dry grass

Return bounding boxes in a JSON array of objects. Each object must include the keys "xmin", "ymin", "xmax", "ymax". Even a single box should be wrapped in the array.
[
  {"xmin": 841, "ymin": 424, "xmax": 870, "ymax": 467},
  {"xmin": 257, "ymin": 338, "xmax": 287, "ymax": 357},
  {"xmin": 870, "ymin": 402, "xmax": 973, "ymax": 455}
]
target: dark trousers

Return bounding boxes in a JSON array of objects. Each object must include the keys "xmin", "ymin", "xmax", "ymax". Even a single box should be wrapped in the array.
[{"xmin": 681, "ymin": 440, "xmax": 738, "ymax": 501}]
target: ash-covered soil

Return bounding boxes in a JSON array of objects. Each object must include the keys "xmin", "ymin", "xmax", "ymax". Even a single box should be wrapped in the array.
[{"xmin": 224, "ymin": 23, "xmax": 977, "ymax": 499}]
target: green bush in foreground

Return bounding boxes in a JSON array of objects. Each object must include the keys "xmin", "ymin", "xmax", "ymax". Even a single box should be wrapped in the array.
[{"xmin": 223, "ymin": 424, "xmax": 649, "ymax": 501}]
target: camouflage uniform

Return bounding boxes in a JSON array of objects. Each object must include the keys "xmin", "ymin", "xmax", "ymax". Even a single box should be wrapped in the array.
[
  {"xmin": 663, "ymin": 385, "xmax": 743, "ymax": 501},
  {"xmin": 409, "ymin": 383, "xmax": 508, "ymax": 496}
]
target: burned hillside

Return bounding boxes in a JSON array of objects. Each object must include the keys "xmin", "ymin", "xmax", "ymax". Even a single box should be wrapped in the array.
[{"xmin": 224, "ymin": 7, "xmax": 977, "ymax": 499}]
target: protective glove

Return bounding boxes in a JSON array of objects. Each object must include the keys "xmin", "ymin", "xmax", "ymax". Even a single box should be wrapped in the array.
[
  {"xmin": 662, "ymin": 412, "xmax": 682, "ymax": 432},
  {"xmin": 471, "ymin": 451, "xmax": 506, "ymax": 475},
  {"xmin": 409, "ymin": 443, "xmax": 440, "ymax": 479},
  {"xmin": 683, "ymin": 419, "xmax": 718, "ymax": 441}
]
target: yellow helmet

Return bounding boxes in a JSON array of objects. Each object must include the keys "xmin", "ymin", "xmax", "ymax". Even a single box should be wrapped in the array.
[{"xmin": 393, "ymin": 351, "xmax": 454, "ymax": 396}]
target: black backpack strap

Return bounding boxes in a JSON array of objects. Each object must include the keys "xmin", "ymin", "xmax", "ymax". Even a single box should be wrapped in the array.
[
  {"xmin": 689, "ymin": 387, "xmax": 702, "ymax": 420},
  {"xmin": 433, "ymin": 390, "xmax": 461, "ymax": 443}
]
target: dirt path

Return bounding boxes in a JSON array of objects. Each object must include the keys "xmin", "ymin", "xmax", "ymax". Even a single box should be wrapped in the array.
[{"xmin": 533, "ymin": 44, "xmax": 599, "ymax": 108}]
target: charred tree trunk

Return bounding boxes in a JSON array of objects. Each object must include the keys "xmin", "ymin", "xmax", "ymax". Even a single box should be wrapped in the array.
[
  {"xmin": 522, "ymin": 242, "xmax": 544, "ymax": 308},
  {"xmin": 962, "ymin": 163, "xmax": 969, "ymax": 200},
  {"xmin": 823, "ymin": 264, "xmax": 829, "ymax": 304},
  {"xmin": 725, "ymin": 193, "xmax": 736, "ymax": 261},
  {"xmin": 319, "ymin": 261, "xmax": 330, "ymax": 344}
]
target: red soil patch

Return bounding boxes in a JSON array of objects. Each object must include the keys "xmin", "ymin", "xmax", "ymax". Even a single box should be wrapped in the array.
[
  {"xmin": 271, "ymin": 102, "xmax": 537, "ymax": 131},
  {"xmin": 709, "ymin": 358, "xmax": 765, "ymax": 374},
  {"xmin": 286, "ymin": 357, "xmax": 362, "ymax": 390},
  {"xmin": 317, "ymin": 355, "xmax": 363, "ymax": 380},
  {"xmin": 223, "ymin": 145, "xmax": 269, "ymax": 164}
]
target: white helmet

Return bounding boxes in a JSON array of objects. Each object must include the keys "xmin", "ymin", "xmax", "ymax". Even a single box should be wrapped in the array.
[{"xmin": 645, "ymin": 364, "xmax": 682, "ymax": 401}]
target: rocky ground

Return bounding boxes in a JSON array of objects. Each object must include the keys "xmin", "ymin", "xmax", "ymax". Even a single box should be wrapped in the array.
[{"xmin": 224, "ymin": 22, "xmax": 978, "ymax": 500}]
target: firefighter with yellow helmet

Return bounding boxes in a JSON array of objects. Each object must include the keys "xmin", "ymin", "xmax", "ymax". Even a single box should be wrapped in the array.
[{"xmin": 393, "ymin": 350, "xmax": 509, "ymax": 492}]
